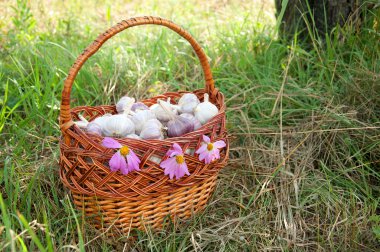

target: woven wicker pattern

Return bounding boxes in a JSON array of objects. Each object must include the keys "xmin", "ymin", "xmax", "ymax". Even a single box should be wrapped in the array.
[{"xmin": 59, "ymin": 16, "xmax": 228, "ymax": 233}]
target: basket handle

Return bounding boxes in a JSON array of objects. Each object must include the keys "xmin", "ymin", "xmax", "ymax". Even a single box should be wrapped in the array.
[{"xmin": 60, "ymin": 16, "xmax": 215, "ymax": 129}]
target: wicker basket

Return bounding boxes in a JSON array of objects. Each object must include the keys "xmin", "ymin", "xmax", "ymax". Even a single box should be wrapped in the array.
[{"xmin": 59, "ymin": 16, "xmax": 229, "ymax": 234}]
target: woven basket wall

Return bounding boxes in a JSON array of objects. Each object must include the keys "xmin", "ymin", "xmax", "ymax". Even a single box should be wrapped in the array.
[{"xmin": 59, "ymin": 16, "xmax": 229, "ymax": 234}]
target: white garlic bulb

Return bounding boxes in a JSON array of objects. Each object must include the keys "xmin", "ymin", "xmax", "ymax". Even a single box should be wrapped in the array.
[
  {"xmin": 194, "ymin": 93, "xmax": 218, "ymax": 125},
  {"xmin": 150, "ymin": 98, "xmax": 177, "ymax": 122},
  {"xmin": 87, "ymin": 122, "xmax": 102, "ymax": 135},
  {"xmin": 73, "ymin": 113, "xmax": 110, "ymax": 135},
  {"xmin": 116, "ymin": 96, "xmax": 135, "ymax": 114},
  {"xmin": 130, "ymin": 110, "xmax": 156, "ymax": 134},
  {"xmin": 93, "ymin": 113, "xmax": 112, "ymax": 125},
  {"xmin": 140, "ymin": 121, "xmax": 164, "ymax": 140},
  {"xmin": 178, "ymin": 93, "xmax": 200, "ymax": 114},
  {"xmin": 102, "ymin": 114, "xmax": 135, "ymax": 137},
  {"xmin": 144, "ymin": 118, "xmax": 163, "ymax": 128},
  {"xmin": 126, "ymin": 134, "xmax": 141, "ymax": 139},
  {"xmin": 180, "ymin": 113, "xmax": 202, "ymax": 130},
  {"xmin": 131, "ymin": 102, "xmax": 149, "ymax": 112}
]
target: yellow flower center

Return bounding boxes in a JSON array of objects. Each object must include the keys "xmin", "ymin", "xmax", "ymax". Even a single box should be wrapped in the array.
[
  {"xmin": 207, "ymin": 143, "xmax": 214, "ymax": 151},
  {"xmin": 175, "ymin": 155, "xmax": 184, "ymax": 164},
  {"xmin": 120, "ymin": 146, "xmax": 130, "ymax": 156}
]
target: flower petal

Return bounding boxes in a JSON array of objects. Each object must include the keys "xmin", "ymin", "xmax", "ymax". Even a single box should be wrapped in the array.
[
  {"xmin": 195, "ymin": 144, "xmax": 207, "ymax": 154},
  {"xmin": 199, "ymin": 151, "xmax": 208, "ymax": 163},
  {"xmin": 127, "ymin": 154, "xmax": 140, "ymax": 172},
  {"xmin": 160, "ymin": 157, "xmax": 176, "ymax": 170},
  {"xmin": 109, "ymin": 151, "xmax": 127, "ymax": 172},
  {"xmin": 213, "ymin": 140, "xmax": 226, "ymax": 149},
  {"xmin": 166, "ymin": 143, "xmax": 183, "ymax": 157},
  {"xmin": 212, "ymin": 149, "xmax": 220, "ymax": 160},
  {"xmin": 202, "ymin": 135, "xmax": 211, "ymax": 143},
  {"xmin": 178, "ymin": 163, "xmax": 190, "ymax": 178},
  {"xmin": 128, "ymin": 150, "xmax": 141, "ymax": 165},
  {"xmin": 204, "ymin": 153, "xmax": 213, "ymax": 164},
  {"xmin": 102, "ymin": 137, "xmax": 122, "ymax": 149},
  {"xmin": 160, "ymin": 157, "xmax": 180, "ymax": 180}
]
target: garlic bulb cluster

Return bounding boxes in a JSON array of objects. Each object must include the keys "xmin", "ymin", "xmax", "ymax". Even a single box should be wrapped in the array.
[{"xmin": 76, "ymin": 92, "xmax": 219, "ymax": 139}]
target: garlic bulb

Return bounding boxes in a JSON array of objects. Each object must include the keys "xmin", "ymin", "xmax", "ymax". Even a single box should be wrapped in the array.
[
  {"xmin": 86, "ymin": 122, "xmax": 102, "ymax": 135},
  {"xmin": 150, "ymin": 98, "xmax": 177, "ymax": 122},
  {"xmin": 130, "ymin": 110, "xmax": 156, "ymax": 134},
  {"xmin": 85, "ymin": 113, "xmax": 112, "ymax": 135},
  {"xmin": 93, "ymin": 113, "xmax": 112, "ymax": 125},
  {"xmin": 116, "ymin": 96, "xmax": 135, "ymax": 114},
  {"xmin": 178, "ymin": 93, "xmax": 200, "ymax": 114},
  {"xmin": 140, "ymin": 119, "xmax": 164, "ymax": 140},
  {"xmin": 159, "ymin": 100, "xmax": 194, "ymax": 137},
  {"xmin": 194, "ymin": 93, "xmax": 218, "ymax": 125},
  {"xmin": 144, "ymin": 118, "xmax": 163, "ymax": 128},
  {"xmin": 102, "ymin": 114, "xmax": 135, "ymax": 137},
  {"xmin": 180, "ymin": 113, "xmax": 202, "ymax": 130},
  {"xmin": 131, "ymin": 102, "xmax": 149, "ymax": 112},
  {"xmin": 126, "ymin": 134, "xmax": 141, "ymax": 139},
  {"xmin": 167, "ymin": 116, "xmax": 194, "ymax": 137}
]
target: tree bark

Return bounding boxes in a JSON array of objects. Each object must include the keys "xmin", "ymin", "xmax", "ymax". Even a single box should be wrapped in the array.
[{"xmin": 275, "ymin": 0, "xmax": 365, "ymax": 41}]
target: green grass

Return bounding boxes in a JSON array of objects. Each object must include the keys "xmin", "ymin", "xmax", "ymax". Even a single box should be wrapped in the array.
[{"xmin": 1, "ymin": 0, "xmax": 379, "ymax": 250}]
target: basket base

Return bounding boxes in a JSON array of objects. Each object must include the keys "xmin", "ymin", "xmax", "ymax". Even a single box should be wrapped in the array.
[{"xmin": 71, "ymin": 174, "xmax": 218, "ymax": 235}]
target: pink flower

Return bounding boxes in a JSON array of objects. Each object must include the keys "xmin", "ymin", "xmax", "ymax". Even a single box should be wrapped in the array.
[
  {"xmin": 196, "ymin": 135, "xmax": 226, "ymax": 164},
  {"xmin": 102, "ymin": 137, "xmax": 141, "ymax": 175},
  {"xmin": 160, "ymin": 143, "xmax": 190, "ymax": 180}
]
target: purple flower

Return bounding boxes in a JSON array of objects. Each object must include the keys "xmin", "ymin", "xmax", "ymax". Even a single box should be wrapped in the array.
[
  {"xmin": 160, "ymin": 143, "xmax": 190, "ymax": 180},
  {"xmin": 102, "ymin": 137, "xmax": 141, "ymax": 175},
  {"xmin": 195, "ymin": 135, "xmax": 226, "ymax": 164}
]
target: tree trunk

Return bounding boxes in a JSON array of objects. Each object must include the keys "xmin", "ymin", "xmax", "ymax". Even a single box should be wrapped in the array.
[{"xmin": 275, "ymin": 0, "xmax": 365, "ymax": 41}]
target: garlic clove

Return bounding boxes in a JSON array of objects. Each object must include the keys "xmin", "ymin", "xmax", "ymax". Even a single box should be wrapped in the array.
[
  {"xmin": 116, "ymin": 96, "xmax": 135, "ymax": 114},
  {"xmin": 102, "ymin": 114, "xmax": 135, "ymax": 137},
  {"xmin": 180, "ymin": 113, "xmax": 202, "ymax": 130},
  {"xmin": 178, "ymin": 93, "xmax": 200, "ymax": 114},
  {"xmin": 194, "ymin": 93, "xmax": 218, "ymax": 125}
]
